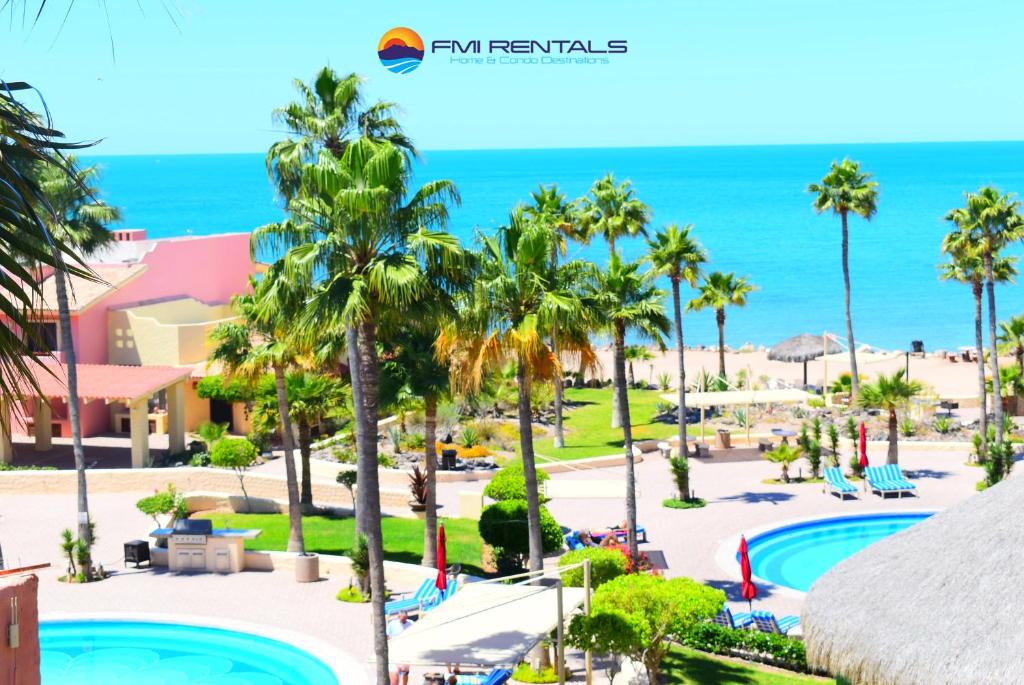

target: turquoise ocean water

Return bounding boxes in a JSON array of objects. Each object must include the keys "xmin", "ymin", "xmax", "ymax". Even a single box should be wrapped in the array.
[{"xmin": 84, "ymin": 142, "xmax": 1024, "ymax": 350}]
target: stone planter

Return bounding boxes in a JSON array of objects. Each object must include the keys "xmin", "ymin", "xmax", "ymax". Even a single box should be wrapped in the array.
[{"xmin": 295, "ymin": 553, "xmax": 320, "ymax": 583}]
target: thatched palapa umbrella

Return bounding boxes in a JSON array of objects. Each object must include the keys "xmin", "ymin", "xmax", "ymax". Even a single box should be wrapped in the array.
[
  {"xmin": 802, "ymin": 475, "xmax": 1024, "ymax": 684},
  {"xmin": 767, "ymin": 333, "xmax": 842, "ymax": 387}
]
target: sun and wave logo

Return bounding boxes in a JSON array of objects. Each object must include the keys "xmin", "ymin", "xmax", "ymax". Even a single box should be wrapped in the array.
[{"xmin": 377, "ymin": 27, "xmax": 425, "ymax": 74}]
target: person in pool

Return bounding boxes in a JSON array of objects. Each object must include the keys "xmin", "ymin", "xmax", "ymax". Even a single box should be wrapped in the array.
[{"xmin": 387, "ymin": 609, "xmax": 414, "ymax": 685}]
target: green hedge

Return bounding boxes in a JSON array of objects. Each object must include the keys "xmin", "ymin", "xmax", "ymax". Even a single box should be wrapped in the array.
[
  {"xmin": 558, "ymin": 547, "xmax": 628, "ymax": 589},
  {"xmin": 679, "ymin": 622, "xmax": 808, "ymax": 673},
  {"xmin": 478, "ymin": 500, "xmax": 563, "ymax": 557},
  {"xmin": 483, "ymin": 461, "xmax": 550, "ymax": 503},
  {"xmin": 196, "ymin": 374, "xmax": 256, "ymax": 403}
]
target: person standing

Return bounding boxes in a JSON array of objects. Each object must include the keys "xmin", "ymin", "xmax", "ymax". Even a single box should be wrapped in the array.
[{"xmin": 387, "ymin": 609, "xmax": 414, "ymax": 685}]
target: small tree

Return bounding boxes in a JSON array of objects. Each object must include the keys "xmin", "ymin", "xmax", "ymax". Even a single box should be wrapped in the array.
[
  {"xmin": 136, "ymin": 484, "xmax": 188, "ymax": 528},
  {"xmin": 857, "ymin": 370, "xmax": 922, "ymax": 465},
  {"xmin": 210, "ymin": 438, "xmax": 259, "ymax": 512},
  {"xmin": 336, "ymin": 470, "xmax": 357, "ymax": 519},
  {"xmin": 351, "ymin": 533, "xmax": 371, "ymax": 595},
  {"xmin": 827, "ymin": 423, "xmax": 840, "ymax": 467},
  {"xmin": 811, "ymin": 417, "xmax": 823, "ymax": 444},
  {"xmin": 845, "ymin": 416, "xmax": 858, "ymax": 442},
  {"xmin": 669, "ymin": 455, "xmax": 691, "ymax": 500},
  {"xmin": 60, "ymin": 529, "xmax": 77, "ymax": 577},
  {"xmin": 765, "ymin": 443, "xmax": 803, "ymax": 483},
  {"xmin": 567, "ymin": 574, "xmax": 724, "ymax": 683},
  {"xmin": 983, "ymin": 441, "xmax": 1015, "ymax": 488},
  {"xmin": 807, "ymin": 440, "xmax": 823, "ymax": 479}
]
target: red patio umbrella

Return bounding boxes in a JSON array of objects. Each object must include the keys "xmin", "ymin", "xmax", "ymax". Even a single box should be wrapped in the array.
[
  {"xmin": 435, "ymin": 522, "xmax": 448, "ymax": 591},
  {"xmin": 738, "ymin": 535, "xmax": 757, "ymax": 612},
  {"xmin": 859, "ymin": 422, "xmax": 869, "ymax": 490}
]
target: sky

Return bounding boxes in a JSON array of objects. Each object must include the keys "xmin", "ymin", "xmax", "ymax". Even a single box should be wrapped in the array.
[{"xmin": 1, "ymin": 0, "xmax": 1023, "ymax": 155}]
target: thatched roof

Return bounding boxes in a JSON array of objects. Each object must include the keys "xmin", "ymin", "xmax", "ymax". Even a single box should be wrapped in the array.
[
  {"xmin": 767, "ymin": 333, "xmax": 842, "ymax": 363},
  {"xmin": 802, "ymin": 476, "xmax": 1024, "ymax": 684}
]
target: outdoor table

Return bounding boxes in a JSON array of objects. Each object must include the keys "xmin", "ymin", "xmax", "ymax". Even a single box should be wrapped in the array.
[{"xmin": 771, "ymin": 428, "xmax": 798, "ymax": 445}]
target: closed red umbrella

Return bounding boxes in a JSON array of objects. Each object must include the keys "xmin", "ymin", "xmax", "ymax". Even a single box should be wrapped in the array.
[
  {"xmin": 435, "ymin": 522, "xmax": 448, "ymax": 591},
  {"xmin": 738, "ymin": 535, "xmax": 757, "ymax": 612},
  {"xmin": 859, "ymin": 422, "xmax": 869, "ymax": 491}
]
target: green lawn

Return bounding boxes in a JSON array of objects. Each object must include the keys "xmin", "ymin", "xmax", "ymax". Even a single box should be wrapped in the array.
[
  {"xmin": 197, "ymin": 513, "xmax": 485, "ymax": 576},
  {"xmin": 663, "ymin": 647, "xmax": 834, "ymax": 685},
  {"xmin": 533, "ymin": 387, "xmax": 697, "ymax": 461}
]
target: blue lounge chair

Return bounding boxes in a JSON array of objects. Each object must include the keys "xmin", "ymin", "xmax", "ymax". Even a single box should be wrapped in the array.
[
  {"xmin": 600, "ymin": 527, "xmax": 648, "ymax": 544},
  {"xmin": 564, "ymin": 532, "xmax": 584, "ymax": 550},
  {"xmin": 713, "ymin": 607, "xmax": 753, "ymax": 629},
  {"xmin": 865, "ymin": 464, "xmax": 916, "ymax": 498},
  {"xmin": 454, "ymin": 668, "xmax": 513, "ymax": 685},
  {"xmin": 750, "ymin": 610, "xmax": 799, "ymax": 635},
  {"xmin": 423, "ymin": 578, "xmax": 459, "ymax": 613},
  {"xmin": 385, "ymin": 578, "xmax": 439, "ymax": 615},
  {"xmin": 823, "ymin": 466, "xmax": 858, "ymax": 499}
]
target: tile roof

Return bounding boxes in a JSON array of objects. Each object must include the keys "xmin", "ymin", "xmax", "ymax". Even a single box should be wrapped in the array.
[
  {"xmin": 34, "ymin": 264, "xmax": 146, "ymax": 313},
  {"xmin": 25, "ymin": 359, "xmax": 192, "ymax": 403}
]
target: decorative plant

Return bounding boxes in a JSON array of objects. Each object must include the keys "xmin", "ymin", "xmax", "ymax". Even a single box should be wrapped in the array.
[
  {"xmin": 669, "ymin": 455, "xmax": 691, "ymax": 500},
  {"xmin": 845, "ymin": 416, "xmax": 858, "ymax": 441},
  {"xmin": 60, "ymin": 528, "xmax": 77, "ymax": 577},
  {"xmin": 807, "ymin": 440, "xmax": 823, "ymax": 479},
  {"xmin": 849, "ymin": 454, "xmax": 865, "ymax": 478},
  {"xmin": 196, "ymin": 420, "xmax": 229, "ymax": 453},
  {"xmin": 387, "ymin": 426, "xmax": 403, "ymax": 454},
  {"xmin": 461, "ymin": 425, "xmax": 480, "ymax": 448},
  {"xmin": 971, "ymin": 432, "xmax": 986, "ymax": 464},
  {"xmin": 811, "ymin": 417, "xmax": 823, "ymax": 443},
  {"xmin": 733, "ymin": 408, "xmax": 750, "ymax": 429},
  {"xmin": 899, "ymin": 417, "xmax": 917, "ymax": 437},
  {"xmin": 657, "ymin": 372, "xmax": 672, "ymax": 391},
  {"xmin": 408, "ymin": 465, "xmax": 428, "ymax": 511},
  {"xmin": 983, "ymin": 441, "xmax": 1015, "ymax": 488},
  {"xmin": 797, "ymin": 424, "xmax": 811, "ymax": 452},
  {"xmin": 336, "ymin": 470, "xmax": 357, "ymax": 520},
  {"xmin": 136, "ymin": 484, "xmax": 188, "ymax": 528},
  {"xmin": 351, "ymin": 533, "xmax": 370, "ymax": 595},
  {"xmin": 933, "ymin": 417, "xmax": 953, "ymax": 434},
  {"xmin": 827, "ymin": 423, "xmax": 840, "ymax": 467},
  {"xmin": 764, "ymin": 444, "xmax": 802, "ymax": 483}
]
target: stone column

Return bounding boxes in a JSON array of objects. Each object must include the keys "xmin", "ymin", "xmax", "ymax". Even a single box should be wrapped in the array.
[
  {"xmin": 33, "ymin": 400, "xmax": 52, "ymax": 452},
  {"xmin": 129, "ymin": 399, "xmax": 150, "ymax": 469},
  {"xmin": 167, "ymin": 381, "xmax": 186, "ymax": 455}
]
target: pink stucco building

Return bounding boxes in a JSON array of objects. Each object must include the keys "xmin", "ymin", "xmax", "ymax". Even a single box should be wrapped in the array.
[{"xmin": 1, "ymin": 231, "xmax": 259, "ymax": 468}]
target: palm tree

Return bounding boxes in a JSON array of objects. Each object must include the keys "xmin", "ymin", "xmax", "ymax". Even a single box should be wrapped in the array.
[
  {"xmin": 586, "ymin": 253, "xmax": 669, "ymax": 559},
  {"xmin": 439, "ymin": 210, "xmax": 594, "ymax": 573},
  {"xmin": 525, "ymin": 184, "xmax": 585, "ymax": 449},
  {"xmin": 945, "ymin": 187, "xmax": 1024, "ymax": 444},
  {"xmin": 857, "ymin": 370, "xmax": 922, "ymax": 465},
  {"xmin": 808, "ymin": 159, "xmax": 879, "ymax": 400},
  {"xmin": 266, "ymin": 67, "xmax": 415, "ymax": 200},
  {"xmin": 286, "ymin": 371, "xmax": 346, "ymax": 513},
  {"xmin": 998, "ymin": 314, "xmax": 1024, "ymax": 373},
  {"xmin": 33, "ymin": 156, "xmax": 121, "ymax": 569},
  {"xmin": 623, "ymin": 345, "xmax": 654, "ymax": 387},
  {"xmin": 578, "ymin": 174, "xmax": 651, "ymax": 429},
  {"xmin": 647, "ymin": 224, "xmax": 707, "ymax": 464},
  {"xmin": 686, "ymin": 272, "xmax": 755, "ymax": 379},
  {"xmin": 764, "ymin": 443, "xmax": 802, "ymax": 483},
  {"xmin": 208, "ymin": 271, "xmax": 305, "ymax": 555},
  {"xmin": 258, "ymin": 139, "xmax": 465, "ymax": 685}
]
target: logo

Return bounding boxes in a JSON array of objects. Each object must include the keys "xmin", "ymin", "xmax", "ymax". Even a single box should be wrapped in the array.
[{"xmin": 377, "ymin": 27, "xmax": 425, "ymax": 74}]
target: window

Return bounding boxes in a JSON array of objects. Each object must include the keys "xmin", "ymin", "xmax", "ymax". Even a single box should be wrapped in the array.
[{"xmin": 26, "ymin": 322, "xmax": 58, "ymax": 353}]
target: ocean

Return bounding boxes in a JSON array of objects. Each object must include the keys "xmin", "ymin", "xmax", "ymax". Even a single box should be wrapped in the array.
[{"xmin": 83, "ymin": 141, "xmax": 1024, "ymax": 351}]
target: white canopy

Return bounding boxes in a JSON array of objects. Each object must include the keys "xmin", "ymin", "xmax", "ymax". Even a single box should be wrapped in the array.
[
  {"xmin": 542, "ymin": 479, "xmax": 626, "ymax": 499},
  {"xmin": 388, "ymin": 582, "xmax": 586, "ymax": 666},
  {"xmin": 659, "ymin": 388, "xmax": 815, "ymax": 408}
]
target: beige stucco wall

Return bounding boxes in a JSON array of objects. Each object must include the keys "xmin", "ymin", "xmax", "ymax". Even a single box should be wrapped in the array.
[
  {"xmin": 230, "ymin": 402, "xmax": 253, "ymax": 435},
  {"xmin": 108, "ymin": 299, "xmax": 237, "ymax": 366},
  {"xmin": 184, "ymin": 382, "xmax": 210, "ymax": 432}
]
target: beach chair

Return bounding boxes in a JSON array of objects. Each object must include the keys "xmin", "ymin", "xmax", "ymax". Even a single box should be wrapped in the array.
[
  {"xmin": 865, "ymin": 465, "xmax": 916, "ymax": 498},
  {"xmin": 605, "ymin": 526, "xmax": 648, "ymax": 543},
  {"xmin": 712, "ymin": 607, "xmax": 753, "ymax": 629},
  {"xmin": 564, "ymin": 531, "xmax": 584, "ymax": 550},
  {"xmin": 823, "ymin": 466, "xmax": 858, "ymax": 500},
  {"xmin": 453, "ymin": 668, "xmax": 513, "ymax": 685},
  {"xmin": 385, "ymin": 578, "xmax": 440, "ymax": 615},
  {"xmin": 750, "ymin": 610, "xmax": 800, "ymax": 635},
  {"xmin": 423, "ymin": 578, "xmax": 459, "ymax": 614}
]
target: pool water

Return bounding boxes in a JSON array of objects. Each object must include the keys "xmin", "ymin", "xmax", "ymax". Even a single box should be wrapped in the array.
[
  {"xmin": 745, "ymin": 512, "xmax": 932, "ymax": 592},
  {"xmin": 40, "ymin": 620, "xmax": 339, "ymax": 685}
]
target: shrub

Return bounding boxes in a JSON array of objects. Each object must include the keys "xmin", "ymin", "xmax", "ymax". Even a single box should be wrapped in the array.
[
  {"xmin": 679, "ymin": 622, "xmax": 808, "ymax": 673},
  {"xmin": 656, "ymin": 400, "xmax": 675, "ymax": 416},
  {"xmin": 351, "ymin": 534, "xmax": 370, "ymax": 595},
  {"xmin": 567, "ymin": 575, "xmax": 724, "ymax": 684},
  {"xmin": 845, "ymin": 416, "xmax": 858, "ymax": 441},
  {"xmin": 511, "ymin": 662, "xmax": 564, "ymax": 683},
  {"xmin": 899, "ymin": 417, "xmax": 916, "ymax": 437},
  {"xmin": 336, "ymin": 585, "xmax": 368, "ymax": 603},
  {"xmin": 657, "ymin": 372, "xmax": 672, "ymax": 391},
  {"xmin": 558, "ymin": 548, "xmax": 628, "ymax": 589},
  {"xmin": 662, "ymin": 497, "xmax": 706, "ymax": 510},
  {"xmin": 983, "ymin": 440, "xmax": 1015, "ymax": 488},
  {"xmin": 478, "ymin": 500, "xmax": 562, "ymax": 571},
  {"xmin": 403, "ymin": 432, "xmax": 426, "ymax": 450},
  {"xmin": 806, "ymin": 440, "xmax": 822, "ymax": 479},
  {"xmin": 849, "ymin": 454, "xmax": 865, "ymax": 478},
  {"xmin": 483, "ymin": 461, "xmax": 550, "ymax": 502},
  {"xmin": 461, "ymin": 426, "xmax": 480, "ymax": 447},
  {"xmin": 189, "ymin": 452, "xmax": 211, "ymax": 467},
  {"xmin": 136, "ymin": 484, "xmax": 188, "ymax": 527},
  {"xmin": 827, "ymin": 423, "xmax": 840, "ymax": 467},
  {"xmin": 408, "ymin": 465, "xmax": 428, "ymax": 507},
  {"xmin": 807, "ymin": 397, "xmax": 825, "ymax": 409},
  {"xmin": 811, "ymin": 417, "xmax": 822, "ymax": 443},
  {"xmin": 210, "ymin": 438, "xmax": 259, "ymax": 512},
  {"xmin": 933, "ymin": 417, "xmax": 953, "ymax": 434},
  {"xmin": 669, "ymin": 455, "xmax": 690, "ymax": 500},
  {"xmin": 196, "ymin": 421, "xmax": 229, "ymax": 453}
]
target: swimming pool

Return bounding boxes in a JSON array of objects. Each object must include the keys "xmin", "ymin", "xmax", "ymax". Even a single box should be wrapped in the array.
[
  {"xmin": 744, "ymin": 512, "xmax": 933, "ymax": 592},
  {"xmin": 40, "ymin": 620, "xmax": 340, "ymax": 685}
]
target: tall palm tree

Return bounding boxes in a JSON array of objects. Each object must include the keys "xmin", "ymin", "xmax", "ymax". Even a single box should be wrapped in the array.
[
  {"xmin": 258, "ymin": 139, "xmax": 464, "ymax": 685},
  {"xmin": 808, "ymin": 159, "xmax": 879, "ymax": 400},
  {"xmin": 998, "ymin": 314, "xmax": 1024, "ymax": 373},
  {"xmin": 578, "ymin": 175, "xmax": 651, "ymax": 429},
  {"xmin": 686, "ymin": 272, "xmax": 755, "ymax": 379},
  {"xmin": 525, "ymin": 184, "xmax": 585, "ymax": 449},
  {"xmin": 208, "ymin": 271, "xmax": 305, "ymax": 555},
  {"xmin": 647, "ymin": 224, "xmax": 706, "ymax": 457},
  {"xmin": 938, "ymin": 245, "xmax": 1017, "ymax": 458},
  {"xmin": 623, "ymin": 345, "xmax": 654, "ymax": 388},
  {"xmin": 33, "ymin": 156, "xmax": 120, "ymax": 565},
  {"xmin": 439, "ymin": 211, "xmax": 595, "ymax": 573},
  {"xmin": 945, "ymin": 187, "xmax": 1024, "ymax": 444},
  {"xmin": 857, "ymin": 370, "xmax": 922, "ymax": 465},
  {"xmin": 586, "ymin": 253, "xmax": 669, "ymax": 559},
  {"xmin": 266, "ymin": 68, "xmax": 415, "ymax": 201}
]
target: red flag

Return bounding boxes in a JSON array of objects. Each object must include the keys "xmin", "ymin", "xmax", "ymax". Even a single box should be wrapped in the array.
[
  {"xmin": 435, "ymin": 522, "xmax": 448, "ymax": 591},
  {"xmin": 738, "ymin": 535, "xmax": 757, "ymax": 611},
  {"xmin": 859, "ymin": 422, "xmax": 869, "ymax": 468}
]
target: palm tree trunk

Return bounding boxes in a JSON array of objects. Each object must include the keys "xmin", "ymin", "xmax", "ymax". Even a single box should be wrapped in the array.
[
  {"xmin": 716, "ymin": 309, "xmax": 727, "ymax": 379},
  {"xmin": 516, "ymin": 357, "xmax": 545, "ymax": 572},
  {"xmin": 354, "ymin": 319, "xmax": 389, "ymax": 685},
  {"xmin": 887, "ymin": 408, "xmax": 899, "ymax": 465},
  {"xmin": 272, "ymin": 364, "xmax": 304, "ymax": 554},
  {"xmin": 985, "ymin": 254, "xmax": 1004, "ymax": 444},
  {"xmin": 627, "ymin": 361, "xmax": 636, "ymax": 388},
  {"xmin": 53, "ymin": 261, "xmax": 91, "ymax": 569},
  {"xmin": 610, "ymin": 242, "xmax": 622, "ymax": 430},
  {"xmin": 973, "ymin": 281, "xmax": 988, "ymax": 459},
  {"xmin": 841, "ymin": 211, "xmax": 860, "ymax": 399},
  {"xmin": 672, "ymin": 279, "xmax": 691, "ymax": 471},
  {"xmin": 613, "ymin": 322, "xmax": 639, "ymax": 559},
  {"xmin": 346, "ymin": 324, "xmax": 369, "ymax": 535},
  {"xmin": 298, "ymin": 420, "xmax": 314, "ymax": 514},
  {"xmin": 422, "ymin": 394, "xmax": 438, "ymax": 567},
  {"xmin": 552, "ymin": 321, "xmax": 565, "ymax": 449}
]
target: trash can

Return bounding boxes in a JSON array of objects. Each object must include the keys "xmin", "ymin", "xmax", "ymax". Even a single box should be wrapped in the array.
[
  {"xmin": 715, "ymin": 429, "xmax": 731, "ymax": 449},
  {"xmin": 911, "ymin": 340, "xmax": 924, "ymax": 354},
  {"xmin": 441, "ymin": 448, "xmax": 458, "ymax": 470},
  {"xmin": 295, "ymin": 553, "xmax": 319, "ymax": 583},
  {"xmin": 124, "ymin": 540, "xmax": 151, "ymax": 568}
]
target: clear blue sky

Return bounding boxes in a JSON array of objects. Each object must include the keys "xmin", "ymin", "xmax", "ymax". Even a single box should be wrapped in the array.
[{"xmin": 2, "ymin": 0, "xmax": 1022, "ymax": 155}]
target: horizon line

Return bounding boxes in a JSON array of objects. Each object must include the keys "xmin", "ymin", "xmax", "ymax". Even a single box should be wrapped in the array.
[{"xmin": 83, "ymin": 137, "xmax": 1024, "ymax": 159}]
